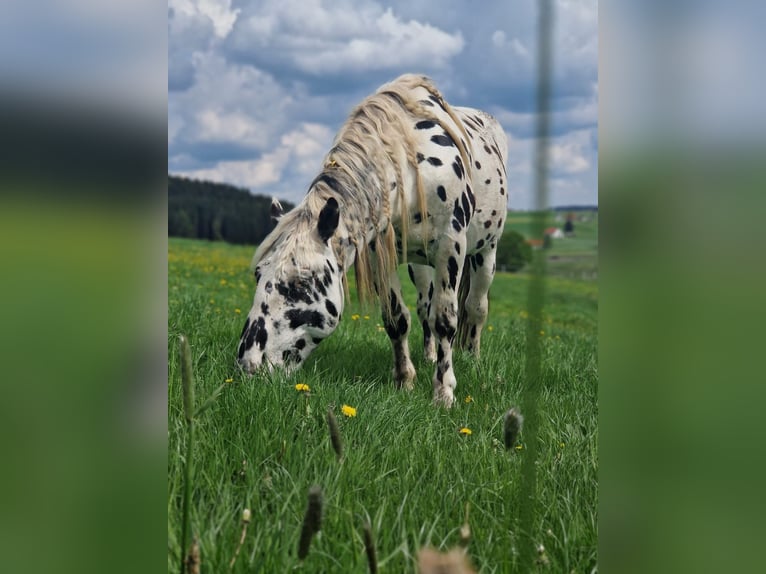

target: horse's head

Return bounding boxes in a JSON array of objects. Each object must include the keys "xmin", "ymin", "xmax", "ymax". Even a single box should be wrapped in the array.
[{"xmin": 237, "ymin": 197, "xmax": 344, "ymax": 374}]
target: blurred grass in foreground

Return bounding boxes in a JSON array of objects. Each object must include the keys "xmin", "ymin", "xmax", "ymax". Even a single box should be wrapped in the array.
[{"xmin": 600, "ymin": 150, "xmax": 766, "ymax": 573}]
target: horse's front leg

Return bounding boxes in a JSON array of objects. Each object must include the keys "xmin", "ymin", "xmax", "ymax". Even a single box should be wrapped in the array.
[
  {"xmin": 381, "ymin": 270, "xmax": 416, "ymax": 390},
  {"xmin": 430, "ymin": 236, "xmax": 467, "ymax": 407}
]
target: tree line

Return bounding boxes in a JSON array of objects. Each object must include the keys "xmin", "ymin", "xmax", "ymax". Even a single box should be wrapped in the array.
[{"xmin": 168, "ymin": 175, "xmax": 294, "ymax": 245}]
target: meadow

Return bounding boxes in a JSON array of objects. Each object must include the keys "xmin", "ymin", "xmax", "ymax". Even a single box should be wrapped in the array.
[{"xmin": 168, "ymin": 216, "xmax": 598, "ymax": 573}]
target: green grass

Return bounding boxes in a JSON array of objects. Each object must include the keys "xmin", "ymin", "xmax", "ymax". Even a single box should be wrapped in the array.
[
  {"xmin": 168, "ymin": 236, "xmax": 598, "ymax": 572},
  {"xmin": 506, "ymin": 211, "xmax": 599, "ymax": 282}
]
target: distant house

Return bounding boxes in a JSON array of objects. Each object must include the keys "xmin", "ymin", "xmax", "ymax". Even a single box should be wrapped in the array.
[{"xmin": 544, "ymin": 227, "xmax": 565, "ymax": 239}]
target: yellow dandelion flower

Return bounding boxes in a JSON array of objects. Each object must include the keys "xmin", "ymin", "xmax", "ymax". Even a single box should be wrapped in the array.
[
  {"xmin": 377, "ymin": 326, "xmax": 385, "ymax": 332},
  {"xmin": 220, "ymin": 278, "xmax": 228, "ymax": 286},
  {"xmin": 487, "ymin": 325, "xmax": 494, "ymax": 332},
  {"xmin": 560, "ymin": 442, "xmax": 565, "ymax": 448},
  {"xmin": 235, "ymin": 308, "xmax": 242, "ymax": 314},
  {"xmin": 351, "ymin": 314, "xmax": 360, "ymax": 320},
  {"xmin": 459, "ymin": 427, "xmax": 472, "ymax": 435},
  {"xmin": 341, "ymin": 404, "xmax": 357, "ymax": 417},
  {"xmin": 225, "ymin": 377, "xmax": 234, "ymax": 383},
  {"xmin": 465, "ymin": 395, "xmax": 473, "ymax": 404},
  {"xmin": 515, "ymin": 444, "xmax": 524, "ymax": 450},
  {"xmin": 209, "ymin": 299, "xmax": 215, "ymax": 305},
  {"xmin": 295, "ymin": 383, "xmax": 310, "ymax": 392},
  {"xmin": 363, "ymin": 315, "xmax": 370, "ymax": 320}
]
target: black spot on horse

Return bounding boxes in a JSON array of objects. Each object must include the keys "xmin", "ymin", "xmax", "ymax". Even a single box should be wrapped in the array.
[
  {"xmin": 435, "ymin": 314, "xmax": 456, "ymax": 342},
  {"xmin": 431, "ymin": 133, "xmax": 454, "ymax": 147},
  {"xmin": 312, "ymin": 337, "xmax": 323, "ymax": 345},
  {"xmin": 476, "ymin": 239, "xmax": 485, "ymax": 250},
  {"xmin": 396, "ymin": 315, "xmax": 408, "ymax": 338},
  {"xmin": 325, "ymin": 299, "xmax": 338, "ymax": 317},
  {"xmin": 474, "ymin": 115, "xmax": 484, "ymax": 127},
  {"xmin": 454, "ymin": 242, "xmax": 461, "ymax": 255},
  {"xmin": 475, "ymin": 160, "xmax": 482, "ymax": 169},
  {"xmin": 485, "ymin": 178, "xmax": 491, "ymax": 185},
  {"xmin": 295, "ymin": 338, "xmax": 306, "ymax": 350},
  {"xmin": 447, "ymin": 256, "xmax": 458, "ymax": 289},
  {"xmin": 428, "ymin": 94, "xmax": 447, "ymax": 111},
  {"xmin": 497, "ymin": 219, "xmax": 503, "ymax": 228},
  {"xmin": 420, "ymin": 99, "xmax": 434, "ymax": 107},
  {"xmin": 484, "ymin": 220, "xmax": 492, "ymax": 229},
  {"xmin": 428, "ymin": 282, "xmax": 434, "ymax": 300},
  {"xmin": 484, "ymin": 144, "xmax": 491, "ymax": 153},
  {"xmin": 254, "ymin": 267, "xmax": 261, "ymax": 282},
  {"xmin": 422, "ymin": 320, "xmax": 431, "ymax": 339},
  {"xmin": 470, "ymin": 325, "xmax": 477, "ymax": 339},
  {"xmin": 417, "ymin": 152, "xmax": 425, "ymax": 163},
  {"xmin": 500, "ymin": 187, "xmax": 505, "ymax": 195},
  {"xmin": 452, "ymin": 155, "xmax": 464, "ymax": 179},
  {"xmin": 389, "ymin": 289, "xmax": 402, "ymax": 316},
  {"xmin": 452, "ymin": 199, "xmax": 465, "ymax": 229},
  {"xmin": 282, "ymin": 349, "xmax": 299, "ymax": 364},
  {"xmin": 427, "ymin": 156, "xmax": 443, "ymax": 166},
  {"xmin": 260, "ymin": 302, "xmax": 269, "ymax": 316},
  {"xmin": 277, "ymin": 280, "xmax": 313, "ymax": 305},
  {"xmin": 461, "ymin": 193, "xmax": 471, "ymax": 220},
  {"xmin": 253, "ymin": 317, "xmax": 268, "ymax": 350},
  {"xmin": 416, "ymin": 120, "xmax": 436, "ymax": 130},
  {"xmin": 285, "ymin": 309, "xmax": 325, "ymax": 330},
  {"xmin": 413, "ymin": 212, "xmax": 422, "ymax": 224},
  {"xmin": 437, "ymin": 345, "xmax": 445, "ymax": 362},
  {"xmin": 314, "ymin": 275, "xmax": 327, "ymax": 297},
  {"xmin": 436, "ymin": 185, "xmax": 447, "ymax": 201},
  {"xmin": 265, "ymin": 281, "xmax": 273, "ymax": 293},
  {"xmin": 407, "ymin": 264, "xmax": 415, "ymax": 284},
  {"xmin": 475, "ymin": 253, "xmax": 484, "ymax": 267},
  {"xmin": 466, "ymin": 185, "xmax": 475, "ymax": 211}
]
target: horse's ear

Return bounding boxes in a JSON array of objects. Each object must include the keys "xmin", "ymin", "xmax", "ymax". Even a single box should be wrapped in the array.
[
  {"xmin": 317, "ymin": 197, "xmax": 339, "ymax": 243},
  {"xmin": 270, "ymin": 197, "xmax": 284, "ymax": 225}
]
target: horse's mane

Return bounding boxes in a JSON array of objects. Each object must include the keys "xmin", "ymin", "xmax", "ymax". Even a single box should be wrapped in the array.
[{"xmin": 253, "ymin": 74, "xmax": 472, "ymax": 317}]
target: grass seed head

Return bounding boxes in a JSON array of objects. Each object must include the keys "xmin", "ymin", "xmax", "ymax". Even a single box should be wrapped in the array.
[
  {"xmin": 297, "ymin": 485, "xmax": 323, "ymax": 560},
  {"xmin": 503, "ymin": 408, "xmax": 524, "ymax": 450},
  {"xmin": 326, "ymin": 408, "xmax": 344, "ymax": 460},
  {"xmin": 363, "ymin": 521, "xmax": 378, "ymax": 574},
  {"xmin": 185, "ymin": 536, "xmax": 200, "ymax": 574},
  {"xmin": 417, "ymin": 547, "xmax": 476, "ymax": 574}
]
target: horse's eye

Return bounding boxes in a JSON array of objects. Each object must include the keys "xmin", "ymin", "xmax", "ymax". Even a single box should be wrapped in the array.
[{"xmin": 265, "ymin": 281, "xmax": 273, "ymax": 293}]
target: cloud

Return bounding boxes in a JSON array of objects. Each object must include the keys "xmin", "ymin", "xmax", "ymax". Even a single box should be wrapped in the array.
[
  {"xmin": 169, "ymin": 0, "xmax": 599, "ymax": 209},
  {"xmin": 224, "ymin": 1, "xmax": 463, "ymax": 83},
  {"xmin": 177, "ymin": 122, "xmax": 334, "ymax": 195}
]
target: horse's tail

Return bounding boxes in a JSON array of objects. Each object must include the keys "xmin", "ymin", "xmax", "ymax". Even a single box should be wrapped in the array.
[{"xmin": 456, "ymin": 260, "xmax": 472, "ymax": 349}]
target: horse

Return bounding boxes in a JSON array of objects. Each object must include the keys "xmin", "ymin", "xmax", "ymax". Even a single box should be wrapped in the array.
[{"xmin": 237, "ymin": 74, "xmax": 508, "ymax": 407}]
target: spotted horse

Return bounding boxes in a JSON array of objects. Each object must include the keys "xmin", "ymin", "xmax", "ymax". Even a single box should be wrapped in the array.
[{"xmin": 237, "ymin": 74, "xmax": 508, "ymax": 407}]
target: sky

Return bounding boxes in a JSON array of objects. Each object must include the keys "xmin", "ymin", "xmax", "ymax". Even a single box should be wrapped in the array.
[{"xmin": 168, "ymin": 0, "xmax": 598, "ymax": 210}]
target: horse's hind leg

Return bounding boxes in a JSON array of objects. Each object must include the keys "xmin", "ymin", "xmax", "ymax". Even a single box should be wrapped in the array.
[
  {"xmin": 381, "ymin": 270, "xmax": 416, "ymax": 390},
  {"xmin": 407, "ymin": 263, "xmax": 436, "ymax": 362},
  {"xmin": 460, "ymin": 248, "xmax": 497, "ymax": 357}
]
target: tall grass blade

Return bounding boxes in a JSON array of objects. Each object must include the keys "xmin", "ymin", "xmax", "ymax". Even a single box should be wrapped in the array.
[{"xmin": 179, "ymin": 335, "xmax": 196, "ymax": 574}]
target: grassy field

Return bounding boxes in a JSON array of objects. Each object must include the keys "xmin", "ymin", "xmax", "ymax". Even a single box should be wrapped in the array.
[
  {"xmin": 505, "ymin": 211, "xmax": 598, "ymax": 282},
  {"xmin": 168, "ymin": 219, "xmax": 598, "ymax": 572}
]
